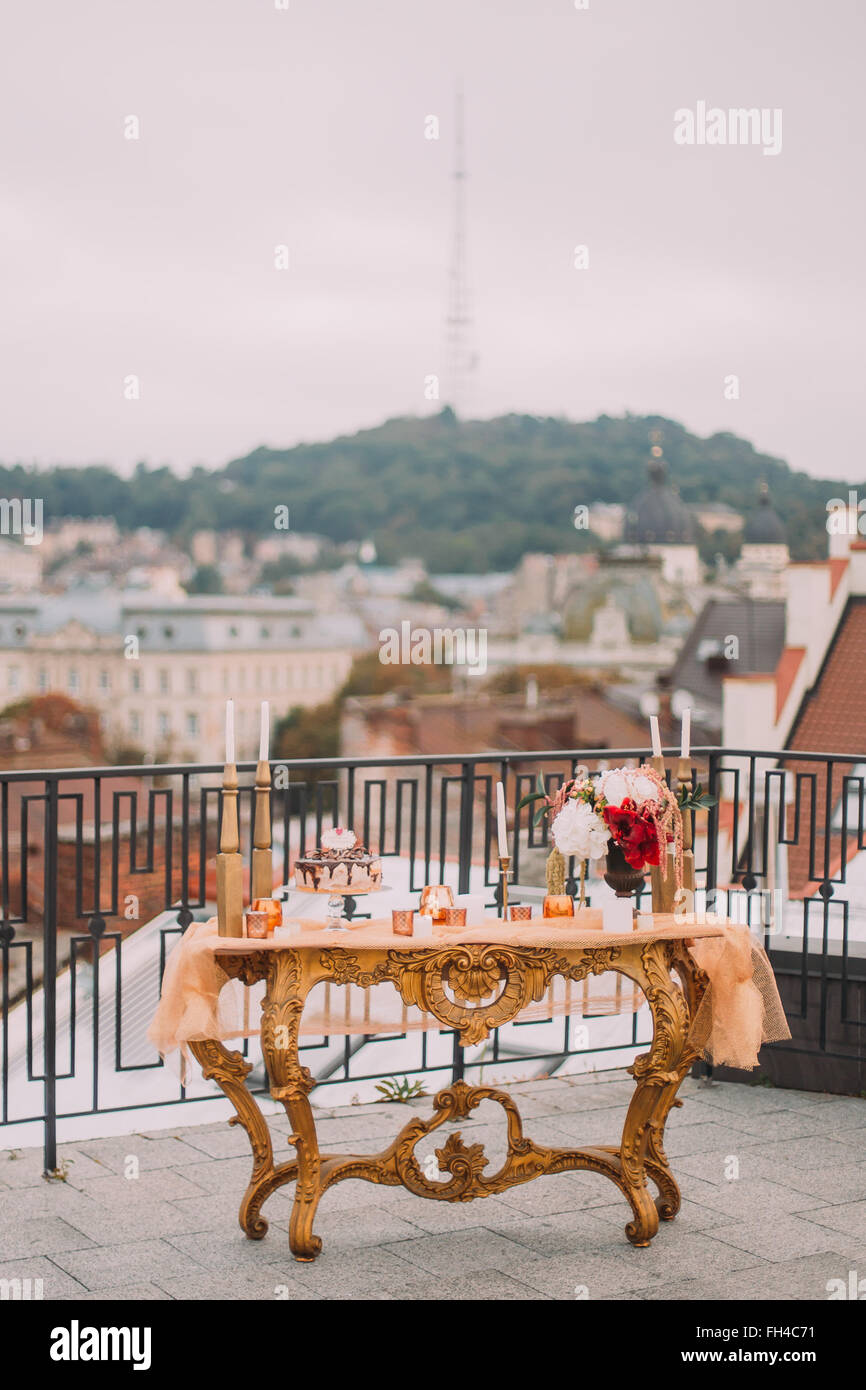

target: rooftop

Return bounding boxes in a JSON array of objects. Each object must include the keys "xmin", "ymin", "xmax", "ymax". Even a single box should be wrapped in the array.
[{"xmin": 9, "ymin": 1071, "xmax": 865, "ymax": 1301}]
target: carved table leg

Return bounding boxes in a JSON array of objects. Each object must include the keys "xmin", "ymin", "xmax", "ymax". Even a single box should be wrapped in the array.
[
  {"xmin": 189, "ymin": 1038, "xmax": 295, "ymax": 1239},
  {"xmin": 617, "ymin": 939, "xmax": 694, "ymax": 1246},
  {"xmin": 260, "ymin": 952, "xmax": 323, "ymax": 1261}
]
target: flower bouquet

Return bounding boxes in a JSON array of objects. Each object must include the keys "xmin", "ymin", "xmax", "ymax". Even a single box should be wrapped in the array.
[{"xmin": 519, "ymin": 765, "xmax": 697, "ymax": 922}]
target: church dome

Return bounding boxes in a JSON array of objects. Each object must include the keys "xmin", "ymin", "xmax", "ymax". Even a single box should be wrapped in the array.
[
  {"xmin": 623, "ymin": 458, "xmax": 696, "ymax": 545},
  {"xmin": 743, "ymin": 485, "xmax": 786, "ymax": 544}
]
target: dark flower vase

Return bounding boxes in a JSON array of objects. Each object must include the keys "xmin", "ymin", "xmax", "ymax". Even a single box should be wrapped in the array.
[{"xmin": 603, "ymin": 839, "xmax": 645, "ymax": 899}]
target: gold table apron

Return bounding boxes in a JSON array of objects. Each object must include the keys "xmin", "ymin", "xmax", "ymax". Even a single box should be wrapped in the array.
[{"xmin": 191, "ymin": 921, "xmax": 724, "ymax": 1261}]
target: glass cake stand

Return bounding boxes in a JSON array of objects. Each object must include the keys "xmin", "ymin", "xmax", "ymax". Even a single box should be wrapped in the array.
[{"xmin": 291, "ymin": 881, "xmax": 388, "ymax": 930}]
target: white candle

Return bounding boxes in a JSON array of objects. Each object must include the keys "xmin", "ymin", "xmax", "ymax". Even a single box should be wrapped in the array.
[
  {"xmin": 259, "ymin": 700, "xmax": 269, "ymax": 762},
  {"xmin": 680, "ymin": 708, "xmax": 691, "ymax": 760},
  {"xmin": 649, "ymin": 715, "xmax": 662, "ymax": 759},
  {"xmin": 225, "ymin": 699, "xmax": 235, "ymax": 765},
  {"xmin": 495, "ymin": 781, "xmax": 508, "ymax": 859}
]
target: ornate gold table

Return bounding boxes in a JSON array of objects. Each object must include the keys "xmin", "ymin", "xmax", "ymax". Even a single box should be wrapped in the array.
[{"xmin": 189, "ymin": 918, "xmax": 724, "ymax": 1261}]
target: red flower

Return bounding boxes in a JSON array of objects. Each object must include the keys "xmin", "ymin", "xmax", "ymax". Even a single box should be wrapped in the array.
[{"xmin": 602, "ymin": 799, "xmax": 661, "ymax": 871}]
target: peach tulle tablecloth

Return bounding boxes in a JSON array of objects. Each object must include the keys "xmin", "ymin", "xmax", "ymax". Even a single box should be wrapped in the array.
[{"xmin": 147, "ymin": 914, "xmax": 790, "ymax": 1073}]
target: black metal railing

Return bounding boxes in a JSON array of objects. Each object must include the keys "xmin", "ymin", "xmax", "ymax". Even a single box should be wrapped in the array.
[{"xmin": 1, "ymin": 745, "xmax": 864, "ymax": 1168}]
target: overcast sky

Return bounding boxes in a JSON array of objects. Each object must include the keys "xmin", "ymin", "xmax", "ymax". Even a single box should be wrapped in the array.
[{"xmin": 1, "ymin": 0, "xmax": 863, "ymax": 481}]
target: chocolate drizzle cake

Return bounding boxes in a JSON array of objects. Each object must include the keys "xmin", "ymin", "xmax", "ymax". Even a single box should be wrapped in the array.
[{"xmin": 294, "ymin": 827, "xmax": 382, "ymax": 892}]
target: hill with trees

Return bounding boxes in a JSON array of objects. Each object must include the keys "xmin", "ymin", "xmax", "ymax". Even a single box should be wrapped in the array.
[{"xmin": 0, "ymin": 411, "xmax": 853, "ymax": 572}]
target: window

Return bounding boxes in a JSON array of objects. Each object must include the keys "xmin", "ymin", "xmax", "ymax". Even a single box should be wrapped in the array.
[
  {"xmin": 260, "ymin": 626, "xmax": 271, "ymax": 640},
  {"xmin": 38, "ymin": 668, "xmax": 48, "ymax": 692},
  {"xmin": 158, "ymin": 669, "xmax": 170, "ymax": 694},
  {"xmin": 157, "ymin": 711, "xmax": 170, "ymax": 739},
  {"xmin": 98, "ymin": 669, "xmax": 110, "ymax": 692},
  {"xmin": 8, "ymin": 666, "xmax": 20, "ymax": 691},
  {"xmin": 186, "ymin": 712, "xmax": 199, "ymax": 738},
  {"xmin": 228, "ymin": 625, "xmax": 239, "ymax": 639},
  {"xmin": 130, "ymin": 668, "xmax": 141, "ymax": 692},
  {"xmin": 186, "ymin": 669, "xmax": 198, "ymax": 693},
  {"xmin": 163, "ymin": 625, "xmax": 174, "ymax": 640},
  {"xmin": 68, "ymin": 668, "xmax": 80, "ymax": 694},
  {"xmin": 129, "ymin": 711, "xmax": 142, "ymax": 737}
]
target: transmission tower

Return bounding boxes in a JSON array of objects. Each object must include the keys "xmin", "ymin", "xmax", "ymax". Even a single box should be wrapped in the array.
[{"xmin": 444, "ymin": 82, "xmax": 477, "ymax": 416}]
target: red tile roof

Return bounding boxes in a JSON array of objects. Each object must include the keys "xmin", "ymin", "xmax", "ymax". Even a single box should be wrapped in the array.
[{"xmin": 785, "ymin": 599, "xmax": 866, "ymax": 896}]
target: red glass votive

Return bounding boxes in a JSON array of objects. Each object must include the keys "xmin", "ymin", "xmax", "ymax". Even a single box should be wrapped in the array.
[{"xmin": 441, "ymin": 907, "xmax": 467, "ymax": 928}]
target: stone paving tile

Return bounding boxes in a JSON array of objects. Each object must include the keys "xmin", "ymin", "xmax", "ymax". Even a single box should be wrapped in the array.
[
  {"xmin": 375, "ymin": 1269, "xmax": 552, "ymax": 1300},
  {"xmin": 778, "ymin": 1162, "xmax": 866, "ymax": 1206},
  {"xmin": 709, "ymin": 1108, "xmax": 842, "ymax": 1143},
  {"xmin": 744, "ymin": 1135, "xmax": 858, "ymax": 1174},
  {"xmin": 482, "ymin": 1247, "xmax": 663, "ymax": 1300},
  {"xmin": 0, "ymin": 1218, "xmax": 97, "ymax": 1261},
  {"xmin": 674, "ymin": 1174, "xmax": 828, "ymax": 1222},
  {"xmin": 754, "ymin": 1096, "xmax": 866, "ymax": 1130},
  {"xmin": 469, "ymin": 1207, "xmax": 624, "ymax": 1258},
  {"xmin": 70, "ymin": 1283, "xmax": 175, "ymax": 1302},
  {"xmin": 59, "ymin": 1197, "xmax": 239, "ymax": 1245},
  {"xmin": 70, "ymin": 1167, "xmax": 209, "ymax": 1208},
  {"xmin": 154, "ymin": 1270, "xmax": 317, "ymax": 1301},
  {"xmin": 50, "ymin": 1238, "xmax": 209, "ymax": 1292},
  {"xmin": 674, "ymin": 1148, "xmax": 774, "ymax": 1186},
  {"xmin": 618, "ymin": 1226, "xmax": 767, "ymax": 1281},
  {"xmin": 73, "ymin": 1135, "xmax": 207, "ymax": 1174},
  {"xmin": 709, "ymin": 1215, "xmax": 853, "ymax": 1263},
  {"xmin": 495, "ymin": 1171, "xmax": 616, "ymax": 1217},
  {"xmin": 669, "ymin": 1252, "xmax": 861, "ymax": 1302},
  {"xmin": 0, "ymin": 1149, "xmax": 55, "ymax": 1188},
  {"xmin": 372, "ymin": 1190, "xmax": 521, "ymax": 1235},
  {"xmin": 661, "ymin": 1121, "xmax": 767, "ymax": 1159},
  {"xmin": 691, "ymin": 1083, "xmax": 803, "ymax": 1117},
  {"xmin": 826, "ymin": 1127, "xmax": 866, "ymax": 1157},
  {"xmin": 174, "ymin": 1126, "xmax": 260, "ymax": 1159},
  {"xmin": 261, "ymin": 1244, "xmax": 429, "ymax": 1297},
  {"xmin": 0, "ymin": 1254, "xmax": 89, "ymax": 1298},
  {"xmin": 378, "ymin": 1227, "xmax": 548, "ymax": 1278},
  {"xmin": 176, "ymin": 1155, "xmax": 266, "ymax": 1194},
  {"xmin": 798, "ymin": 1199, "xmax": 866, "ymax": 1241}
]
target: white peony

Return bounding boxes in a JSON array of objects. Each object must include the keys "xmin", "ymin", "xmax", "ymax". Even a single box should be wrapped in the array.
[
  {"xmin": 598, "ymin": 768, "xmax": 658, "ymax": 809},
  {"xmin": 321, "ymin": 826, "xmax": 357, "ymax": 851},
  {"xmin": 597, "ymin": 770, "xmax": 629, "ymax": 807},
  {"xmin": 630, "ymin": 774, "xmax": 659, "ymax": 806},
  {"xmin": 551, "ymin": 799, "xmax": 609, "ymax": 861}
]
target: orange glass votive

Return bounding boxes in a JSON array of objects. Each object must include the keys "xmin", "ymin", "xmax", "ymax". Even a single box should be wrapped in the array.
[
  {"xmin": 542, "ymin": 895, "xmax": 574, "ymax": 919},
  {"xmin": 508, "ymin": 904, "xmax": 532, "ymax": 921},
  {"xmin": 419, "ymin": 884, "xmax": 454, "ymax": 924},
  {"xmin": 441, "ymin": 907, "xmax": 467, "ymax": 928},
  {"xmin": 392, "ymin": 909, "xmax": 414, "ymax": 937},
  {"xmin": 252, "ymin": 898, "xmax": 282, "ymax": 933},
  {"xmin": 245, "ymin": 910, "xmax": 270, "ymax": 939}
]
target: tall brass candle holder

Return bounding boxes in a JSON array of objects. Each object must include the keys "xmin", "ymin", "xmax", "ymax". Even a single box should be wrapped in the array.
[
  {"xmin": 498, "ymin": 856, "xmax": 511, "ymax": 919},
  {"xmin": 251, "ymin": 757, "xmax": 273, "ymax": 902},
  {"xmin": 216, "ymin": 762, "xmax": 244, "ymax": 937},
  {"xmin": 676, "ymin": 755, "xmax": 696, "ymax": 900},
  {"xmin": 649, "ymin": 753, "xmax": 675, "ymax": 914}
]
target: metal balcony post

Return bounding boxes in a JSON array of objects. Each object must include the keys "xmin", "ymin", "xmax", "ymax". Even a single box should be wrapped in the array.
[{"xmin": 43, "ymin": 778, "xmax": 58, "ymax": 1174}]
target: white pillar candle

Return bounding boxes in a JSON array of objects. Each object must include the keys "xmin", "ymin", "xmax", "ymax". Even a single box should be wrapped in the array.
[
  {"xmin": 649, "ymin": 715, "xmax": 662, "ymax": 758},
  {"xmin": 225, "ymin": 699, "xmax": 235, "ymax": 765},
  {"xmin": 495, "ymin": 781, "xmax": 508, "ymax": 859},
  {"xmin": 680, "ymin": 708, "xmax": 691, "ymax": 760},
  {"xmin": 259, "ymin": 700, "xmax": 269, "ymax": 762}
]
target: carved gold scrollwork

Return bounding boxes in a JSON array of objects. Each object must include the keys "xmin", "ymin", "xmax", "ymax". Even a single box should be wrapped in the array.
[{"xmin": 199, "ymin": 934, "xmax": 709, "ymax": 1259}]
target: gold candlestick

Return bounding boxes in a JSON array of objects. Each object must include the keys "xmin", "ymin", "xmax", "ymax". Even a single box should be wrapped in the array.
[
  {"xmin": 649, "ymin": 753, "xmax": 675, "ymax": 914},
  {"xmin": 676, "ymin": 755, "xmax": 696, "ymax": 900},
  {"xmin": 251, "ymin": 757, "xmax": 273, "ymax": 902},
  {"xmin": 498, "ymin": 856, "xmax": 510, "ymax": 919},
  {"xmin": 216, "ymin": 762, "xmax": 244, "ymax": 937}
]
